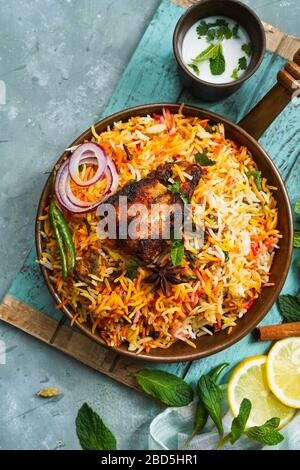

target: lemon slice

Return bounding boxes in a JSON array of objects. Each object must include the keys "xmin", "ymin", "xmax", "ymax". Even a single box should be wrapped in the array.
[
  {"xmin": 267, "ymin": 337, "xmax": 300, "ymax": 409},
  {"xmin": 228, "ymin": 355, "xmax": 295, "ymax": 428}
]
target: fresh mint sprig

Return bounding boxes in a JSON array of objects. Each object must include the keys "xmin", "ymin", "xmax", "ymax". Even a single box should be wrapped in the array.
[
  {"xmin": 245, "ymin": 417, "xmax": 284, "ymax": 445},
  {"xmin": 217, "ymin": 400, "xmax": 284, "ymax": 449},
  {"xmin": 182, "ymin": 363, "xmax": 229, "ymax": 448},
  {"xmin": 191, "ymin": 43, "xmax": 225, "ymax": 76},
  {"xmin": 197, "ymin": 366, "xmax": 228, "ymax": 436}
]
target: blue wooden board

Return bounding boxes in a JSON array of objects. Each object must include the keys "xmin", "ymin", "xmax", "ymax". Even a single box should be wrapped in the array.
[{"xmin": 6, "ymin": 0, "xmax": 300, "ymax": 382}]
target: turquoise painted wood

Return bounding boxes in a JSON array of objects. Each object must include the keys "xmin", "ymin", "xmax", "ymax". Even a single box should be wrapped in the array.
[
  {"xmin": 6, "ymin": 0, "xmax": 300, "ymax": 385},
  {"xmin": 9, "ymin": 248, "xmax": 62, "ymax": 322}
]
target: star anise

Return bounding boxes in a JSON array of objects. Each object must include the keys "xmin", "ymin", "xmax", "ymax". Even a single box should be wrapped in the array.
[{"xmin": 144, "ymin": 262, "xmax": 184, "ymax": 295}]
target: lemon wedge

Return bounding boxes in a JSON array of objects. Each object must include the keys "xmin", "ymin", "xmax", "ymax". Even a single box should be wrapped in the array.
[
  {"xmin": 228, "ymin": 355, "xmax": 295, "ymax": 428},
  {"xmin": 266, "ymin": 337, "xmax": 300, "ymax": 409}
]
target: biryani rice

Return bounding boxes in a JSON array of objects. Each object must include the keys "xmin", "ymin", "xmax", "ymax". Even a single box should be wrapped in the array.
[{"xmin": 39, "ymin": 108, "xmax": 280, "ymax": 353}]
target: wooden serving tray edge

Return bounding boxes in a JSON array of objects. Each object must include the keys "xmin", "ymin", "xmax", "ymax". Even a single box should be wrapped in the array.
[{"xmin": 0, "ymin": 294, "xmax": 143, "ymax": 393}]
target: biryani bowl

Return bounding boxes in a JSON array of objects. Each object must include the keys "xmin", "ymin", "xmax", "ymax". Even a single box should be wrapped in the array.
[{"xmin": 36, "ymin": 103, "xmax": 293, "ymax": 362}]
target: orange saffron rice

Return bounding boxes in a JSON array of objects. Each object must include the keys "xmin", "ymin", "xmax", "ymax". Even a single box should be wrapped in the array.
[{"xmin": 39, "ymin": 108, "xmax": 280, "ymax": 353}]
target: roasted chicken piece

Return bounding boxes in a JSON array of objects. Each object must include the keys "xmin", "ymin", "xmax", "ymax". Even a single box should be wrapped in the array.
[{"xmin": 101, "ymin": 163, "xmax": 201, "ymax": 264}]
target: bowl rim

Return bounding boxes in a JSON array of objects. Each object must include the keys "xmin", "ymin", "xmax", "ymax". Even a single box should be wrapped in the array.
[
  {"xmin": 173, "ymin": 0, "xmax": 266, "ymax": 89},
  {"xmin": 36, "ymin": 102, "xmax": 293, "ymax": 363}
]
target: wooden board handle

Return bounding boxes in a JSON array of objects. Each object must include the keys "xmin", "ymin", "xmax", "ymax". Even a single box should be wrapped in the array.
[{"xmin": 239, "ymin": 48, "xmax": 300, "ymax": 140}]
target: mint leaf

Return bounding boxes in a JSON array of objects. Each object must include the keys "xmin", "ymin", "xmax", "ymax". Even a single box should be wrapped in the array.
[
  {"xmin": 210, "ymin": 363, "xmax": 229, "ymax": 382},
  {"xmin": 230, "ymin": 398, "xmax": 252, "ymax": 444},
  {"xmin": 242, "ymin": 42, "xmax": 252, "ymax": 57},
  {"xmin": 188, "ymin": 363, "xmax": 228, "ymax": 449},
  {"xmin": 171, "ymin": 239, "xmax": 185, "ymax": 266},
  {"xmin": 192, "ymin": 43, "xmax": 220, "ymax": 64},
  {"xmin": 295, "ymin": 231, "xmax": 300, "ymax": 248},
  {"xmin": 127, "ymin": 259, "xmax": 139, "ymax": 280},
  {"xmin": 295, "ymin": 199, "xmax": 300, "ymax": 215},
  {"xmin": 278, "ymin": 294, "xmax": 300, "ymax": 322},
  {"xmin": 198, "ymin": 374, "xmax": 224, "ymax": 436},
  {"xmin": 245, "ymin": 418, "xmax": 284, "ymax": 446},
  {"xmin": 210, "ymin": 44, "xmax": 225, "ymax": 75},
  {"xmin": 195, "ymin": 151, "xmax": 215, "ymax": 166},
  {"xmin": 76, "ymin": 403, "xmax": 117, "ymax": 450},
  {"xmin": 136, "ymin": 369, "xmax": 193, "ymax": 407},
  {"xmin": 246, "ymin": 170, "xmax": 262, "ymax": 190},
  {"xmin": 231, "ymin": 68, "xmax": 239, "ymax": 80},
  {"xmin": 238, "ymin": 56, "xmax": 248, "ymax": 70},
  {"xmin": 232, "ymin": 23, "xmax": 240, "ymax": 38},
  {"xmin": 188, "ymin": 63, "xmax": 200, "ymax": 76},
  {"xmin": 182, "ymin": 401, "xmax": 208, "ymax": 449}
]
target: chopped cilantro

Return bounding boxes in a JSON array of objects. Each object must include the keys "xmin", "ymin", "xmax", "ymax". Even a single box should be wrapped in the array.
[
  {"xmin": 238, "ymin": 56, "xmax": 248, "ymax": 70},
  {"xmin": 241, "ymin": 42, "xmax": 252, "ymax": 57}
]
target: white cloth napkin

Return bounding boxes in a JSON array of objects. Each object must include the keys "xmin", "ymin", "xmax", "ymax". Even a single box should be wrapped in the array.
[{"xmin": 149, "ymin": 388, "xmax": 300, "ymax": 450}]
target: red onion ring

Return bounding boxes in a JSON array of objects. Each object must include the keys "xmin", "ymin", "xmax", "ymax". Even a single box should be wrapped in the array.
[
  {"xmin": 55, "ymin": 160, "xmax": 95, "ymax": 213},
  {"xmin": 55, "ymin": 154, "xmax": 119, "ymax": 213},
  {"xmin": 69, "ymin": 143, "xmax": 107, "ymax": 187},
  {"xmin": 102, "ymin": 158, "xmax": 119, "ymax": 202}
]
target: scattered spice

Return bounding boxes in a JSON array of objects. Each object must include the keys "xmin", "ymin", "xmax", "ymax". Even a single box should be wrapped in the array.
[
  {"xmin": 37, "ymin": 387, "xmax": 60, "ymax": 398},
  {"xmin": 144, "ymin": 262, "xmax": 184, "ymax": 295}
]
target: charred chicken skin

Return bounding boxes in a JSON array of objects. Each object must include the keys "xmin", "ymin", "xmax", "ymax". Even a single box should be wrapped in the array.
[{"xmin": 101, "ymin": 163, "xmax": 201, "ymax": 264}]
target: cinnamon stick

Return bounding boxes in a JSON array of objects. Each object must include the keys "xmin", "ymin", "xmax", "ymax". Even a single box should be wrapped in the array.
[{"xmin": 254, "ymin": 322, "xmax": 300, "ymax": 342}]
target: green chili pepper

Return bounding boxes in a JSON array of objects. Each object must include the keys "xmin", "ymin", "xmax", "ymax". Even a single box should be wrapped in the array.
[
  {"xmin": 51, "ymin": 202, "xmax": 76, "ymax": 271},
  {"xmin": 210, "ymin": 362, "xmax": 229, "ymax": 383},
  {"xmin": 49, "ymin": 201, "xmax": 68, "ymax": 279}
]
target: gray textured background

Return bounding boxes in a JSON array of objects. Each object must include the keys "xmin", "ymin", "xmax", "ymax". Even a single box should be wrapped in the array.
[{"xmin": 0, "ymin": 0, "xmax": 299, "ymax": 450}]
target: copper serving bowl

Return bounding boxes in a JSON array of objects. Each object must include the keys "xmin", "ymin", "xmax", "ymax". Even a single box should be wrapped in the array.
[{"xmin": 36, "ymin": 53, "xmax": 300, "ymax": 362}]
